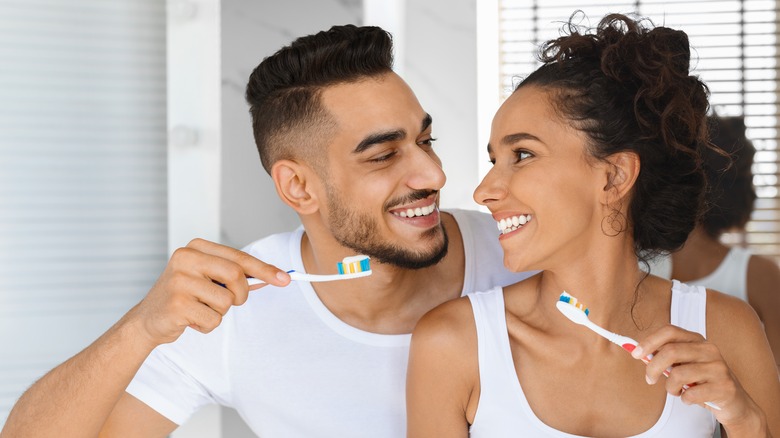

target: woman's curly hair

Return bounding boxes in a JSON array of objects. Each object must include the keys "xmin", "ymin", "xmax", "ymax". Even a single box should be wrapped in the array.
[{"xmin": 517, "ymin": 12, "xmax": 713, "ymax": 261}]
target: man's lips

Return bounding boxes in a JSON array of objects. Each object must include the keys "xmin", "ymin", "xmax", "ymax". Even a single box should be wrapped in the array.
[{"xmin": 389, "ymin": 197, "xmax": 438, "ymax": 219}]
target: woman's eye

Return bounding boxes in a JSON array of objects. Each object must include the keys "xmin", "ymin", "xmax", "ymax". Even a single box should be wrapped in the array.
[{"xmin": 514, "ymin": 150, "xmax": 533, "ymax": 163}]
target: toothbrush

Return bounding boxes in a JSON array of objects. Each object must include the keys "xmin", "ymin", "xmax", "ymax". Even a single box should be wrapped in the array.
[
  {"xmin": 556, "ymin": 291, "xmax": 721, "ymax": 410},
  {"xmin": 246, "ymin": 255, "xmax": 372, "ymax": 285}
]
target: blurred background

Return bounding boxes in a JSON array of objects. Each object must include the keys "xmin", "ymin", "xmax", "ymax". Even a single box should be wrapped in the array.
[{"xmin": 1, "ymin": 0, "xmax": 777, "ymax": 435}]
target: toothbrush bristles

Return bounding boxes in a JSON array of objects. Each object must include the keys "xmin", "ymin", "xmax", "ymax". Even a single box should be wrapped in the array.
[
  {"xmin": 337, "ymin": 256, "xmax": 371, "ymax": 274},
  {"xmin": 559, "ymin": 291, "xmax": 590, "ymax": 316}
]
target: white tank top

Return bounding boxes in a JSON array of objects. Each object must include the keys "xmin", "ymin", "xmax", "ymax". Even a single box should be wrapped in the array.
[
  {"xmin": 468, "ymin": 280, "xmax": 718, "ymax": 437},
  {"xmin": 650, "ymin": 247, "xmax": 751, "ymax": 302}
]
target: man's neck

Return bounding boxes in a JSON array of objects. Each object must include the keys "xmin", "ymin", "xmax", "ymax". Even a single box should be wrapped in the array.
[{"xmin": 299, "ymin": 212, "xmax": 465, "ymax": 334}]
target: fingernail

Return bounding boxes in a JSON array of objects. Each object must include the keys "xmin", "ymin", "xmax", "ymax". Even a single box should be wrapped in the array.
[
  {"xmin": 631, "ymin": 346, "xmax": 644, "ymax": 359},
  {"xmin": 276, "ymin": 271, "xmax": 290, "ymax": 282},
  {"xmin": 645, "ymin": 375, "xmax": 654, "ymax": 385}
]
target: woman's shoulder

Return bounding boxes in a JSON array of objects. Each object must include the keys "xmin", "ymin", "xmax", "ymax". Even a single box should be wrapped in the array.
[
  {"xmin": 705, "ymin": 286, "xmax": 769, "ymax": 366},
  {"xmin": 413, "ymin": 291, "xmax": 487, "ymax": 343},
  {"xmin": 706, "ymin": 286, "xmax": 762, "ymax": 330}
]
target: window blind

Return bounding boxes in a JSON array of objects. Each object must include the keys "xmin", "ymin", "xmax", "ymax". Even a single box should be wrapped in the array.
[
  {"xmin": 0, "ymin": 0, "xmax": 167, "ymax": 425},
  {"xmin": 499, "ymin": 0, "xmax": 780, "ymax": 263}
]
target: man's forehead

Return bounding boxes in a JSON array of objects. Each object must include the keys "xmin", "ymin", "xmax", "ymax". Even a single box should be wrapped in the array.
[{"xmin": 319, "ymin": 73, "xmax": 427, "ymax": 130}]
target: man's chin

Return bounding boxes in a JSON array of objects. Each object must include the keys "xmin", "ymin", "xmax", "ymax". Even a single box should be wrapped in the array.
[{"xmin": 370, "ymin": 228, "xmax": 449, "ymax": 270}]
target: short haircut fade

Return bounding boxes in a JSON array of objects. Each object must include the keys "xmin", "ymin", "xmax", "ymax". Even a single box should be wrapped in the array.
[{"xmin": 245, "ymin": 25, "xmax": 394, "ymax": 173}]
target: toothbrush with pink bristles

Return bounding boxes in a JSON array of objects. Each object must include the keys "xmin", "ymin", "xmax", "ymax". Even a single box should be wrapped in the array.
[{"xmin": 556, "ymin": 291, "xmax": 721, "ymax": 411}]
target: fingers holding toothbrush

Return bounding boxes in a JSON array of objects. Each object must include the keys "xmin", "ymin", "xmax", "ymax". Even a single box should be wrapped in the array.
[
  {"xmin": 633, "ymin": 324, "xmax": 768, "ymax": 430},
  {"xmin": 128, "ymin": 238, "xmax": 291, "ymax": 347}
]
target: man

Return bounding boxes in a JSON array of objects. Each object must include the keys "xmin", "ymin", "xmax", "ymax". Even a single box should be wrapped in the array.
[{"xmin": 2, "ymin": 25, "xmax": 529, "ymax": 437}]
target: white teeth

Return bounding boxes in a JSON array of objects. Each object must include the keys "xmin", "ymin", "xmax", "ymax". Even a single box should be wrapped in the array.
[
  {"xmin": 393, "ymin": 203, "xmax": 436, "ymax": 219},
  {"xmin": 496, "ymin": 214, "xmax": 532, "ymax": 235}
]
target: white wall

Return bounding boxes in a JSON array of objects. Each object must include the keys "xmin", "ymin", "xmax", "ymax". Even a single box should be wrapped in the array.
[{"xmin": 402, "ymin": 0, "xmax": 481, "ymax": 209}]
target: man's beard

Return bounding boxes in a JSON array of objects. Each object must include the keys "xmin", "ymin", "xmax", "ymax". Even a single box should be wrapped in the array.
[{"xmin": 325, "ymin": 187, "xmax": 449, "ymax": 270}]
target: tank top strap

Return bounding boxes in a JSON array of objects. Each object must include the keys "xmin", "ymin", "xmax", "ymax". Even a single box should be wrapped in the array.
[
  {"xmin": 468, "ymin": 288, "xmax": 513, "ymax": 375},
  {"xmin": 670, "ymin": 279, "xmax": 708, "ymax": 337}
]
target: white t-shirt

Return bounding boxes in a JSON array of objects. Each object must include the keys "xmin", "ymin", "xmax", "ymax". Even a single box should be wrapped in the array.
[
  {"xmin": 467, "ymin": 280, "xmax": 717, "ymax": 437},
  {"xmin": 126, "ymin": 209, "xmax": 530, "ymax": 437}
]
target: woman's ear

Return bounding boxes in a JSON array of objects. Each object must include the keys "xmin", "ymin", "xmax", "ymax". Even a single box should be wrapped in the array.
[
  {"xmin": 602, "ymin": 151, "xmax": 640, "ymax": 204},
  {"xmin": 271, "ymin": 159, "xmax": 320, "ymax": 215}
]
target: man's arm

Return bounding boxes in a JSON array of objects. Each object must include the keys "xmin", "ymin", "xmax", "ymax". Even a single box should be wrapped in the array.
[
  {"xmin": 2, "ymin": 310, "xmax": 173, "ymax": 437},
  {"xmin": 100, "ymin": 393, "xmax": 178, "ymax": 437},
  {"xmin": 1, "ymin": 239, "xmax": 289, "ymax": 437}
]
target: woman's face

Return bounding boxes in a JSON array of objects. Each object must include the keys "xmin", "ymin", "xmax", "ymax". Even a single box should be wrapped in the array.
[{"xmin": 474, "ymin": 85, "xmax": 612, "ymax": 273}]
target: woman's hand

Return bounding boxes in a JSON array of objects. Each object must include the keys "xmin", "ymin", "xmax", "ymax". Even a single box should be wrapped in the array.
[{"xmin": 633, "ymin": 324, "xmax": 770, "ymax": 436}]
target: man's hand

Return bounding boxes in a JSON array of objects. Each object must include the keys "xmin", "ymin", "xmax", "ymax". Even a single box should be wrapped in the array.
[{"xmin": 130, "ymin": 238, "xmax": 291, "ymax": 347}]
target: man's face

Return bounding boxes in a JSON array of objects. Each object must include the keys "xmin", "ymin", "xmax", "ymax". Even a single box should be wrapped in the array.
[{"xmin": 318, "ymin": 72, "xmax": 448, "ymax": 269}]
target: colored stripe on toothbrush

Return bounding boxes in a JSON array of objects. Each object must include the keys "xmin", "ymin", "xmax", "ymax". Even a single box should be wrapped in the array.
[
  {"xmin": 246, "ymin": 255, "xmax": 372, "ymax": 284},
  {"xmin": 556, "ymin": 292, "xmax": 721, "ymax": 411}
]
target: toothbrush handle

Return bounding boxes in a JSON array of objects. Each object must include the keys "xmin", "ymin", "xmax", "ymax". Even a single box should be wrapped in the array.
[
  {"xmin": 289, "ymin": 270, "xmax": 372, "ymax": 282},
  {"xmin": 245, "ymin": 269, "xmax": 371, "ymax": 285}
]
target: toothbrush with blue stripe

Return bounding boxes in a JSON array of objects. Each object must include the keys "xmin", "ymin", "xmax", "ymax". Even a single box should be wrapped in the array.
[
  {"xmin": 556, "ymin": 291, "xmax": 721, "ymax": 411},
  {"xmin": 246, "ymin": 255, "xmax": 371, "ymax": 285}
]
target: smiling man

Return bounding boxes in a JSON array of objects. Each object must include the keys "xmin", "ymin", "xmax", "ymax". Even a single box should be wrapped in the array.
[{"xmin": 2, "ymin": 25, "xmax": 530, "ymax": 438}]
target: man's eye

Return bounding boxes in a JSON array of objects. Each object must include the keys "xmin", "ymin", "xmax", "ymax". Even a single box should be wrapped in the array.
[
  {"xmin": 419, "ymin": 137, "xmax": 437, "ymax": 147},
  {"xmin": 370, "ymin": 151, "xmax": 396, "ymax": 162}
]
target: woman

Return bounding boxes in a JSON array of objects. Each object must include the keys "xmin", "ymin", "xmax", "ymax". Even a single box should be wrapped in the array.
[{"xmin": 406, "ymin": 13, "xmax": 779, "ymax": 437}]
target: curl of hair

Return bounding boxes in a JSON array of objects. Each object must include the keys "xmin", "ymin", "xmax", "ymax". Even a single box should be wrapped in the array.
[
  {"xmin": 518, "ymin": 12, "xmax": 712, "ymax": 259},
  {"xmin": 246, "ymin": 25, "xmax": 394, "ymax": 173}
]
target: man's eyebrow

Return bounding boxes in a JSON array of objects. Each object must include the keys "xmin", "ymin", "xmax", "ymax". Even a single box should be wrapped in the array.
[
  {"xmin": 421, "ymin": 113, "xmax": 432, "ymax": 133},
  {"xmin": 353, "ymin": 130, "xmax": 406, "ymax": 154},
  {"xmin": 352, "ymin": 114, "xmax": 433, "ymax": 154}
]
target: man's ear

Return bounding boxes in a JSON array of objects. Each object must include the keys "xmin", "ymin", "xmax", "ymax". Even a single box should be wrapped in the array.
[
  {"xmin": 601, "ymin": 151, "xmax": 640, "ymax": 204},
  {"xmin": 271, "ymin": 159, "xmax": 321, "ymax": 215}
]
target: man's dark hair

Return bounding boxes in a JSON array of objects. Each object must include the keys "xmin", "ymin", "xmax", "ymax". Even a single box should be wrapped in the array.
[{"xmin": 246, "ymin": 25, "xmax": 394, "ymax": 174}]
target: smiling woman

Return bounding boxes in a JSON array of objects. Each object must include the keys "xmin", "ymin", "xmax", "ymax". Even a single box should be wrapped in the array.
[
  {"xmin": 499, "ymin": 0, "xmax": 780, "ymax": 264},
  {"xmin": 407, "ymin": 13, "xmax": 780, "ymax": 438}
]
